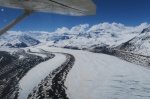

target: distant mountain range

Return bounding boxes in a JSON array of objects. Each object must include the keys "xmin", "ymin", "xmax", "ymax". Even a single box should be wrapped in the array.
[
  {"xmin": 0, "ymin": 32, "xmax": 40, "ymax": 48},
  {"xmin": 0, "ymin": 22, "xmax": 150, "ymax": 56},
  {"xmin": 117, "ymin": 26, "xmax": 150, "ymax": 56}
]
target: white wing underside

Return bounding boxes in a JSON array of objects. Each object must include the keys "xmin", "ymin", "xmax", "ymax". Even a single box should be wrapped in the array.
[{"xmin": 0, "ymin": 0, "xmax": 96, "ymax": 16}]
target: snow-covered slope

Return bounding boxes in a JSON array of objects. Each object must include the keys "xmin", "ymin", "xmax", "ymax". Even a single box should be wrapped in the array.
[
  {"xmin": 51, "ymin": 23, "xmax": 148, "ymax": 49},
  {"xmin": 46, "ymin": 33, "xmax": 71, "ymax": 42},
  {"xmin": 0, "ymin": 22, "xmax": 149, "ymax": 51},
  {"xmin": 0, "ymin": 31, "xmax": 40, "ymax": 48},
  {"xmin": 117, "ymin": 26, "xmax": 150, "ymax": 56},
  {"xmin": 21, "ymin": 31, "xmax": 52, "ymax": 42},
  {"xmin": 19, "ymin": 35, "xmax": 40, "ymax": 46},
  {"xmin": 35, "ymin": 46, "xmax": 150, "ymax": 99},
  {"xmin": 18, "ymin": 53, "xmax": 66, "ymax": 99}
]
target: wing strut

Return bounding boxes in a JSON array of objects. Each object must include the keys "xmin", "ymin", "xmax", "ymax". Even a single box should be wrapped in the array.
[{"xmin": 0, "ymin": 10, "xmax": 33, "ymax": 36}]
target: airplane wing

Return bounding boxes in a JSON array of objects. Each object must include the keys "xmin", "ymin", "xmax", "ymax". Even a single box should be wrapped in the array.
[{"xmin": 0, "ymin": 0, "xmax": 96, "ymax": 16}]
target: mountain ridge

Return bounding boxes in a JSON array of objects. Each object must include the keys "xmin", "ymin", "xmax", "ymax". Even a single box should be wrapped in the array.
[{"xmin": 0, "ymin": 22, "xmax": 149, "ymax": 54}]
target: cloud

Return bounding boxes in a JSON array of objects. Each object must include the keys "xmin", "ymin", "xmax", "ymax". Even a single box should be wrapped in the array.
[
  {"xmin": 70, "ymin": 24, "xmax": 89, "ymax": 34},
  {"xmin": 55, "ymin": 27, "xmax": 69, "ymax": 34},
  {"xmin": 87, "ymin": 22, "xmax": 126, "ymax": 32},
  {"xmin": 54, "ymin": 24, "xmax": 89, "ymax": 34},
  {"xmin": 6, "ymin": 31, "xmax": 23, "ymax": 35},
  {"xmin": 134, "ymin": 22, "xmax": 150, "ymax": 32}
]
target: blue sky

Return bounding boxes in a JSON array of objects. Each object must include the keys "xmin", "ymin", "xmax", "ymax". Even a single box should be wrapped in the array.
[{"xmin": 0, "ymin": 0, "xmax": 150, "ymax": 32}]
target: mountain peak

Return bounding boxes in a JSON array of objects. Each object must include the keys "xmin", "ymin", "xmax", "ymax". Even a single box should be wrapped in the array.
[{"xmin": 141, "ymin": 26, "xmax": 150, "ymax": 33}]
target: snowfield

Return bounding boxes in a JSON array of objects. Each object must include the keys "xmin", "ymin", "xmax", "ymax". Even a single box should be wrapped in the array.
[
  {"xmin": 18, "ymin": 53, "xmax": 66, "ymax": 99},
  {"xmin": 28, "ymin": 53, "xmax": 47, "ymax": 58},
  {"xmin": 36, "ymin": 46, "xmax": 150, "ymax": 99}
]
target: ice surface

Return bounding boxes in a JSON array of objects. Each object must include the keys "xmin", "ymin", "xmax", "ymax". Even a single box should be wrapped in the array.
[
  {"xmin": 28, "ymin": 53, "xmax": 47, "ymax": 58},
  {"xmin": 18, "ymin": 53, "xmax": 66, "ymax": 99},
  {"xmin": 37, "ymin": 46, "xmax": 150, "ymax": 99},
  {"xmin": 19, "ymin": 55, "xmax": 24, "ymax": 59}
]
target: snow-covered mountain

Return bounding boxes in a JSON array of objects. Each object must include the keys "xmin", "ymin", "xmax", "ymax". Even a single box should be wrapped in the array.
[
  {"xmin": 0, "ymin": 31, "xmax": 40, "ymax": 48},
  {"xmin": 51, "ymin": 22, "xmax": 148, "ymax": 49},
  {"xmin": 19, "ymin": 35, "xmax": 40, "ymax": 46},
  {"xmin": 46, "ymin": 33, "xmax": 73, "ymax": 42},
  {"xmin": 0, "ymin": 22, "xmax": 149, "ymax": 52},
  {"xmin": 117, "ymin": 26, "xmax": 150, "ymax": 56},
  {"xmin": 1, "ymin": 22, "xmax": 150, "ymax": 67}
]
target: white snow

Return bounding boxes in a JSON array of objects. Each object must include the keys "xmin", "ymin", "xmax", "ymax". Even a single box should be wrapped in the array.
[
  {"xmin": 0, "ymin": 48, "xmax": 19, "ymax": 54},
  {"xmin": 1, "ymin": 22, "xmax": 150, "ymax": 98},
  {"xmin": 18, "ymin": 53, "xmax": 66, "ymax": 99},
  {"xmin": 29, "ymin": 53, "xmax": 47, "ymax": 58},
  {"xmin": 48, "ymin": 22, "xmax": 148, "ymax": 49},
  {"xmin": 26, "ymin": 47, "xmax": 40, "ymax": 52},
  {"xmin": 19, "ymin": 55, "xmax": 24, "ymax": 59},
  {"xmin": 126, "ymin": 31, "xmax": 150, "ymax": 56},
  {"xmin": 1, "ymin": 22, "xmax": 148, "ymax": 49},
  {"xmin": 38, "ymin": 46, "xmax": 150, "ymax": 99},
  {"xmin": 0, "ymin": 56, "xmax": 3, "ymax": 61}
]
